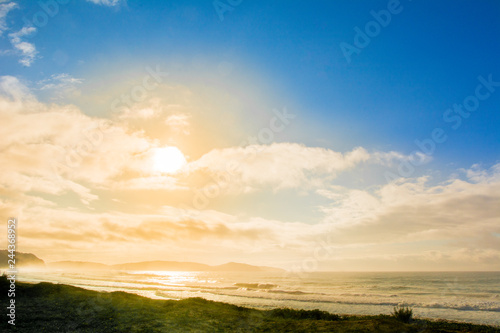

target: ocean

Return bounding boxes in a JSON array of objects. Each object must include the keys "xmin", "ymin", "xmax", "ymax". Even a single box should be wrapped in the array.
[{"xmin": 17, "ymin": 270, "xmax": 500, "ymax": 326}]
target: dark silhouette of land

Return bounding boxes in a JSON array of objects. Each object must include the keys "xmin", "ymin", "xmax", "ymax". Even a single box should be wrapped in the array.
[
  {"xmin": 0, "ymin": 250, "xmax": 44, "ymax": 268},
  {"xmin": 51, "ymin": 260, "xmax": 284, "ymax": 272},
  {"xmin": 0, "ymin": 250, "xmax": 284, "ymax": 272}
]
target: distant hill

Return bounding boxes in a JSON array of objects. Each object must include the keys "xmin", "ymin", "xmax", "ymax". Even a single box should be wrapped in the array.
[
  {"xmin": 51, "ymin": 260, "xmax": 285, "ymax": 272},
  {"xmin": 0, "ymin": 250, "xmax": 284, "ymax": 272},
  {"xmin": 212, "ymin": 262, "xmax": 284, "ymax": 272},
  {"xmin": 0, "ymin": 250, "xmax": 45, "ymax": 268},
  {"xmin": 111, "ymin": 261, "xmax": 284, "ymax": 272},
  {"xmin": 49, "ymin": 261, "xmax": 109, "ymax": 270},
  {"xmin": 111, "ymin": 261, "xmax": 212, "ymax": 271}
]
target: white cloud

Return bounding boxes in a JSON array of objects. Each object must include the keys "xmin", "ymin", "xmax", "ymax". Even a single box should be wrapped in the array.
[
  {"xmin": 372, "ymin": 150, "xmax": 432, "ymax": 166},
  {"xmin": 463, "ymin": 163, "xmax": 500, "ymax": 183},
  {"xmin": 0, "ymin": 1, "xmax": 17, "ymax": 35},
  {"xmin": 38, "ymin": 73, "xmax": 84, "ymax": 99},
  {"xmin": 0, "ymin": 3, "xmax": 40, "ymax": 67},
  {"xmin": 115, "ymin": 98, "xmax": 191, "ymax": 138},
  {"xmin": 9, "ymin": 203, "xmax": 290, "ymax": 263},
  {"xmin": 165, "ymin": 113, "xmax": 191, "ymax": 135},
  {"xmin": 0, "ymin": 76, "xmax": 165, "ymax": 202},
  {"xmin": 0, "ymin": 75, "xmax": 33, "ymax": 100},
  {"xmin": 118, "ymin": 105, "xmax": 161, "ymax": 120},
  {"xmin": 188, "ymin": 144, "xmax": 371, "ymax": 192},
  {"xmin": 85, "ymin": 0, "xmax": 124, "ymax": 6},
  {"xmin": 110, "ymin": 176, "xmax": 187, "ymax": 191},
  {"xmin": 187, "ymin": 144, "xmax": 427, "ymax": 194},
  {"xmin": 8, "ymin": 26, "xmax": 38, "ymax": 66},
  {"xmin": 318, "ymin": 164, "xmax": 500, "ymax": 252},
  {"xmin": 39, "ymin": 73, "xmax": 84, "ymax": 89}
]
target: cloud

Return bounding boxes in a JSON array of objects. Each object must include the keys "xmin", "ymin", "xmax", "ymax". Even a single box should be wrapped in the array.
[
  {"xmin": 8, "ymin": 26, "xmax": 38, "ymax": 66},
  {"xmin": 115, "ymin": 97, "xmax": 192, "ymax": 139},
  {"xmin": 311, "ymin": 247, "xmax": 500, "ymax": 271},
  {"xmin": 0, "ymin": 76, "xmax": 202, "ymax": 203},
  {"xmin": 165, "ymin": 113, "xmax": 191, "ymax": 135},
  {"xmin": 0, "ymin": 76, "xmax": 167, "ymax": 203},
  {"xmin": 463, "ymin": 163, "xmax": 500, "ymax": 183},
  {"xmin": 0, "ymin": 3, "xmax": 40, "ymax": 67},
  {"xmin": 38, "ymin": 73, "xmax": 84, "ymax": 100},
  {"xmin": 0, "ymin": 75, "xmax": 33, "ymax": 100},
  {"xmin": 0, "ymin": 1, "xmax": 17, "ymax": 35},
  {"xmin": 119, "ymin": 107, "xmax": 159, "ymax": 120},
  {"xmin": 0, "ymin": 168, "xmax": 98, "ymax": 205},
  {"xmin": 372, "ymin": 150, "xmax": 432, "ymax": 167},
  {"xmin": 85, "ymin": 0, "xmax": 124, "ymax": 6},
  {"xmin": 188, "ymin": 144, "xmax": 371, "ymax": 193},
  {"xmin": 12, "ymin": 203, "xmax": 296, "ymax": 263},
  {"xmin": 110, "ymin": 176, "xmax": 187, "ymax": 191},
  {"xmin": 101, "ymin": 218, "xmax": 271, "ymax": 242},
  {"xmin": 318, "ymin": 164, "xmax": 500, "ymax": 253},
  {"xmin": 1, "ymin": 74, "xmax": 498, "ymax": 269},
  {"xmin": 187, "ymin": 143, "xmax": 425, "ymax": 194}
]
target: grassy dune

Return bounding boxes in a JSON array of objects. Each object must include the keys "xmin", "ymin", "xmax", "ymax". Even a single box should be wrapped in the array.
[{"xmin": 1, "ymin": 276, "xmax": 498, "ymax": 332}]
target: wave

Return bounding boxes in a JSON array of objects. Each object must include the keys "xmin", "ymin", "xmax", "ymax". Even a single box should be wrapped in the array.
[
  {"xmin": 148, "ymin": 285, "xmax": 500, "ymax": 313},
  {"xmin": 268, "ymin": 289, "xmax": 307, "ymax": 295},
  {"xmin": 234, "ymin": 283, "xmax": 278, "ymax": 289},
  {"xmin": 421, "ymin": 302, "xmax": 500, "ymax": 312},
  {"xmin": 19, "ymin": 271, "xmax": 500, "ymax": 315}
]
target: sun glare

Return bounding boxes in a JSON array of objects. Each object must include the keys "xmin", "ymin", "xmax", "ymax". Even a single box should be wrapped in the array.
[{"xmin": 152, "ymin": 147, "xmax": 187, "ymax": 174}]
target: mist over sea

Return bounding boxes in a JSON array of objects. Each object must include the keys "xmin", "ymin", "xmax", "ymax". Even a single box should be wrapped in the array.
[{"xmin": 18, "ymin": 270, "xmax": 500, "ymax": 326}]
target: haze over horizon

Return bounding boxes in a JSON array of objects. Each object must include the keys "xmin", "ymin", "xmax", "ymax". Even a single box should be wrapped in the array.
[{"xmin": 0, "ymin": 0, "xmax": 499, "ymax": 272}]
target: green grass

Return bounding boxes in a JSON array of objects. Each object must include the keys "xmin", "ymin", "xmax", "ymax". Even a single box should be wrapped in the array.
[{"xmin": 0, "ymin": 276, "xmax": 498, "ymax": 332}]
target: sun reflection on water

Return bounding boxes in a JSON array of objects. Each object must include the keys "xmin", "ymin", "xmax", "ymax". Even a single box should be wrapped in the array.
[{"xmin": 128, "ymin": 271, "xmax": 205, "ymax": 286}]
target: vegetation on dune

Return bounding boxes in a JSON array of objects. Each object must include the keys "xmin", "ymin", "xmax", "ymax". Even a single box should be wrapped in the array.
[
  {"xmin": 0, "ymin": 276, "xmax": 498, "ymax": 332},
  {"xmin": 392, "ymin": 304, "xmax": 413, "ymax": 323},
  {"xmin": 268, "ymin": 307, "xmax": 341, "ymax": 321}
]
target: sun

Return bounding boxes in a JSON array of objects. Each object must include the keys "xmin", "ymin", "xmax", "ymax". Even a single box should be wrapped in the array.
[{"xmin": 152, "ymin": 147, "xmax": 187, "ymax": 174}]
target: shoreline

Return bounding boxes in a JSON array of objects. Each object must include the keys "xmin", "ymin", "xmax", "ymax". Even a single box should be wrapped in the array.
[
  {"xmin": 1, "ymin": 276, "xmax": 499, "ymax": 332},
  {"xmin": 14, "ymin": 270, "xmax": 500, "ymax": 327}
]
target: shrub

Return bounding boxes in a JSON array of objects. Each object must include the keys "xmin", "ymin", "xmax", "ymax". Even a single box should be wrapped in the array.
[
  {"xmin": 269, "ymin": 308, "xmax": 341, "ymax": 321},
  {"xmin": 392, "ymin": 305, "xmax": 413, "ymax": 323}
]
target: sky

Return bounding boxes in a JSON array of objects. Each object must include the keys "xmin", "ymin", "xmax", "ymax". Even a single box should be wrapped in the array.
[{"xmin": 0, "ymin": 0, "xmax": 499, "ymax": 271}]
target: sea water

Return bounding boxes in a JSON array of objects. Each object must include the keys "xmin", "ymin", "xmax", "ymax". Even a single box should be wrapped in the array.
[{"xmin": 17, "ymin": 270, "xmax": 500, "ymax": 326}]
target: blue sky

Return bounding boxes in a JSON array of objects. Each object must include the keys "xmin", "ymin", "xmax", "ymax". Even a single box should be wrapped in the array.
[
  {"xmin": 0, "ymin": 0, "xmax": 499, "ymax": 270},
  {"xmin": 3, "ymin": 0, "xmax": 499, "ymax": 167}
]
